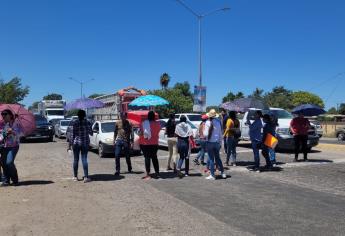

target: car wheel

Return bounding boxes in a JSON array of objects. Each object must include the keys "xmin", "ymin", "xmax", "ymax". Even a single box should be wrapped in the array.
[
  {"xmin": 337, "ymin": 132, "xmax": 345, "ymax": 141},
  {"xmin": 98, "ymin": 143, "xmax": 105, "ymax": 158}
]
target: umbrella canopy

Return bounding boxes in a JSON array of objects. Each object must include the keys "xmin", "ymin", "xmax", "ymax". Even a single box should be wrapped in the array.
[
  {"xmin": 65, "ymin": 98, "xmax": 105, "ymax": 111},
  {"xmin": 0, "ymin": 104, "xmax": 36, "ymax": 136},
  {"xmin": 221, "ymin": 98, "xmax": 268, "ymax": 112},
  {"xmin": 291, "ymin": 104, "xmax": 326, "ymax": 116},
  {"xmin": 129, "ymin": 95, "xmax": 169, "ymax": 107}
]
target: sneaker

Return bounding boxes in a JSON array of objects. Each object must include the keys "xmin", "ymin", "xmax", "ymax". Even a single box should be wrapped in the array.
[
  {"xmin": 205, "ymin": 175, "xmax": 215, "ymax": 180},
  {"xmin": 72, "ymin": 177, "xmax": 78, "ymax": 182},
  {"xmin": 251, "ymin": 167, "xmax": 260, "ymax": 173},
  {"xmin": 185, "ymin": 173, "xmax": 189, "ymax": 177},
  {"xmin": 221, "ymin": 173, "xmax": 227, "ymax": 179},
  {"xmin": 153, "ymin": 173, "xmax": 160, "ymax": 179},
  {"xmin": 114, "ymin": 172, "xmax": 120, "ymax": 176},
  {"xmin": 232, "ymin": 163, "xmax": 237, "ymax": 167},
  {"xmin": 83, "ymin": 177, "xmax": 91, "ymax": 183},
  {"xmin": 0, "ymin": 182, "xmax": 9, "ymax": 187},
  {"xmin": 142, "ymin": 175, "xmax": 151, "ymax": 180}
]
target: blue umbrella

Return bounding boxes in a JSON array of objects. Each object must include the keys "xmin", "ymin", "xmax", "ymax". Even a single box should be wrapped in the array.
[
  {"xmin": 65, "ymin": 98, "xmax": 105, "ymax": 111},
  {"xmin": 291, "ymin": 104, "xmax": 326, "ymax": 116},
  {"xmin": 129, "ymin": 95, "xmax": 169, "ymax": 107}
]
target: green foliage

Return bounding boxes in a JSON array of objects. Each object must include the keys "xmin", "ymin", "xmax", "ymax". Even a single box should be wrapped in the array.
[
  {"xmin": 263, "ymin": 86, "xmax": 293, "ymax": 110},
  {"xmin": 159, "ymin": 73, "xmax": 171, "ymax": 90},
  {"xmin": 66, "ymin": 109, "xmax": 79, "ymax": 116},
  {"xmin": 88, "ymin": 93, "xmax": 105, "ymax": 99},
  {"xmin": 292, "ymin": 91, "xmax": 324, "ymax": 108},
  {"xmin": 249, "ymin": 88, "xmax": 264, "ymax": 100},
  {"xmin": 222, "ymin": 91, "xmax": 245, "ymax": 103},
  {"xmin": 43, "ymin": 93, "xmax": 62, "ymax": 100},
  {"xmin": 339, "ymin": 103, "xmax": 345, "ymax": 115},
  {"xmin": 327, "ymin": 107, "xmax": 338, "ymax": 114},
  {"xmin": 149, "ymin": 82, "xmax": 193, "ymax": 118},
  {"xmin": 28, "ymin": 101, "xmax": 40, "ymax": 111},
  {"xmin": 0, "ymin": 77, "xmax": 30, "ymax": 104}
]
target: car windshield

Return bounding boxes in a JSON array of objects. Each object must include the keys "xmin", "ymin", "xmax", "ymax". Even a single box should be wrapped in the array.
[
  {"xmin": 268, "ymin": 109, "xmax": 293, "ymax": 119},
  {"xmin": 35, "ymin": 116, "xmax": 48, "ymax": 125},
  {"xmin": 60, "ymin": 121, "xmax": 70, "ymax": 126},
  {"xmin": 187, "ymin": 114, "xmax": 202, "ymax": 122},
  {"xmin": 47, "ymin": 110, "xmax": 64, "ymax": 116},
  {"xmin": 101, "ymin": 122, "xmax": 115, "ymax": 133}
]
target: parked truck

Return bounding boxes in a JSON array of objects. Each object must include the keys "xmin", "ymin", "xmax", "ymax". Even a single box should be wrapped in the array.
[
  {"xmin": 38, "ymin": 100, "xmax": 66, "ymax": 122},
  {"xmin": 240, "ymin": 108, "xmax": 320, "ymax": 151}
]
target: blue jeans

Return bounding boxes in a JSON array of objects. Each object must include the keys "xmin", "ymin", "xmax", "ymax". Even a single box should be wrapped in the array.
[
  {"xmin": 262, "ymin": 146, "xmax": 272, "ymax": 167},
  {"xmin": 114, "ymin": 139, "xmax": 132, "ymax": 173},
  {"xmin": 1, "ymin": 146, "xmax": 19, "ymax": 184},
  {"xmin": 226, "ymin": 136, "xmax": 238, "ymax": 163},
  {"xmin": 207, "ymin": 142, "xmax": 224, "ymax": 177},
  {"xmin": 177, "ymin": 138, "xmax": 189, "ymax": 174},
  {"xmin": 196, "ymin": 139, "xmax": 207, "ymax": 162},
  {"xmin": 251, "ymin": 140, "xmax": 260, "ymax": 168},
  {"xmin": 73, "ymin": 144, "xmax": 89, "ymax": 178},
  {"xmin": 269, "ymin": 148, "xmax": 276, "ymax": 163}
]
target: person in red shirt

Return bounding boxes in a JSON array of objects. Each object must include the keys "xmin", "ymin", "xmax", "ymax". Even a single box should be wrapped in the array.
[
  {"xmin": 290, "ymin": 112, "xmax": 311, "ymax": 161},
  {"xmin": 139, "ymin": 111, "xmax": 161, "ymax": 180}
]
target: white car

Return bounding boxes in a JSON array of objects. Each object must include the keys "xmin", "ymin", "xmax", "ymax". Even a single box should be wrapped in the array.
[
  {"xmin": 158, "ymin": 119, "xmax": 200, "ymax": 149},
  {"xmin": 54, "ymin": 119, "xmax": 70, "ymax": 138},
  {"xmin": 174, "ymin": 113, "xmax": 202, "ymax": 128},
  {"xmin": 89, "ymin": 120, "xmax": 140, "ymax": 158}
]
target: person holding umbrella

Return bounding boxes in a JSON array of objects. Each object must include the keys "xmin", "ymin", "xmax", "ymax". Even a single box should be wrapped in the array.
[
  {"xmin": 68, "ymin": 109, "xmax": 93, "ymax": 182},
  {"xmin": 0, "ymin": 109, "xmax": 23, "ymax": 186},
  {"xmin": 139, "ymin": 111, "xmax": 161, "ymax": 180},
  {"xmin": 290, "ymin": 112, "xmax": 311, "ymax": 162}
]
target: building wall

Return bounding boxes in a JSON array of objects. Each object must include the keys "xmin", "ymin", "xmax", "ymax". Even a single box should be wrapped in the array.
[{"xmin": 320, "ymin": 122, "xmax": 345, "ymax": 137}]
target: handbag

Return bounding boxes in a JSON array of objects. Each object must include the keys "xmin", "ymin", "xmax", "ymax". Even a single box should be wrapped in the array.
[{"xmin": 264, "ymin": 133, "xmax": 278, "ymax": 149}]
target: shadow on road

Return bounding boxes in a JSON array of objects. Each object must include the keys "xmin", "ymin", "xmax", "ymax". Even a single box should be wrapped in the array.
[
  {"xmin": 89, "ymin": 174, "xmax": 125, "ymax": 181},
  {"xmin": 18, "ymin": 180, "xmax": 54, "ymax": 186}
]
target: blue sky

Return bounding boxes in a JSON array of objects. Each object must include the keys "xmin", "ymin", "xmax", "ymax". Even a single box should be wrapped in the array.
[{"xmin": 0, "ymin": 0, "xmax": 344, "ymax": 109}]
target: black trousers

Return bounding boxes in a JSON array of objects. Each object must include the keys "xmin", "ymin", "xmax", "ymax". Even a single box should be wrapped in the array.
[
  {"xmin": 294, "ymin": 135, "xmax": 308, "ymax": 159},
  {"xmin": 140, "ymin": 145, "xmax": 159, "ymax": 174}
]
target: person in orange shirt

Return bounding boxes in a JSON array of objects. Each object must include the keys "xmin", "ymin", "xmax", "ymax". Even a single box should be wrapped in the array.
[
  {"xmin": 139, "ymin": 111, "xmax": 161, "ymax": 180},
  {"xmin": 290, "ymin": 112, "xmax": 311, "ymax": 162}
]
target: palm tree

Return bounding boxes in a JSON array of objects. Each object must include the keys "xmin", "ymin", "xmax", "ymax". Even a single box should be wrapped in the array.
[{"xmin": 160, "ymin": 73, "xmax": 170, "ymax": 90}]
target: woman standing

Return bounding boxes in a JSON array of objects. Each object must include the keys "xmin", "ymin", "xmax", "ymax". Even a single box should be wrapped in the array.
[
  {"xmin": 165, "ymin": 114, "xmax": 177, "ymax": 171},
  {"xmin": 68, "ymin": 109, "xmax": 93, "ymax": 183},
  {"xmin": 224, "ymin": 111, "xmax": 240, "ymax": 166},
  {"xmin": 139, "ymin": 111, "xmax": 161, "ymax": 180},
  {"xmin": 193, "ymin": 114, "xmax": 208, "ymax": 166},
  {"xmin": 175, "ymin": 116, "xmax": 193, "ymax": 177},
  {"xmin": 261, "ymin": 114, "xmax": 275, "ymax": 169},
  {"xmin": 0, "ymin": 109, "xmax": 23, "ymax": 186}
]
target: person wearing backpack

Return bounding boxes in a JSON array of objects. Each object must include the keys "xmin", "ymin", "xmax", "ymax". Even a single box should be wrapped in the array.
[{"xmin": 223, "ymin": 111, "xmax": 240, "ymax": 166}]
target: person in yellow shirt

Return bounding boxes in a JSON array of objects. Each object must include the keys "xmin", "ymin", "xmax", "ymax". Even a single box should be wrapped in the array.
[{"xmin": 223, "ymin": 111, "xmax": 240, "ymax": 166}]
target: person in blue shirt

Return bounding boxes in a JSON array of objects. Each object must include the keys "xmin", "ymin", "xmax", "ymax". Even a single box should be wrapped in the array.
[{"xmin": 246, "ymin": 110, "xmax": 263, "ymax": 172}]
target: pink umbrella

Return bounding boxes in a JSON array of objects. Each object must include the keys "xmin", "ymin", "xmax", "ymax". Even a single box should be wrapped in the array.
[{"xmin": 0, "ymin": 104, "xmax": 36, "ymax": 136}]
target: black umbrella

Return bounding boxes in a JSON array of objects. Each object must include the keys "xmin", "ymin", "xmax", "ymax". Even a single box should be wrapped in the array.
[{"xmin": 292, "ymin": 104, "xmax": 326, "ymax": 116}]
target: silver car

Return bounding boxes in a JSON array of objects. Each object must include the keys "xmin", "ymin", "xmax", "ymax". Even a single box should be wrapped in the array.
[{"xmin": 55, "ymin": 119, "xmax": 71, "ymax": 138}]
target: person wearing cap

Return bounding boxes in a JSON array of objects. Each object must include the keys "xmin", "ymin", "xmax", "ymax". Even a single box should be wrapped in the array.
[
  {"xmin": 203, "ymin": 109, "xmax": 227, "ymax": 180},
  {"xmin": 290, "ymin": 112, "xmax": 310, "ymax": 162},
  {"xmin": 193, "ymin": 114, "xmax": 208, "ymax": 166}
]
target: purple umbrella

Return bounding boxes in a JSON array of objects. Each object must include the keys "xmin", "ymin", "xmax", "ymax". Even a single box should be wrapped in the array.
[{"xmin": 65, "ymin": 98, "xmax": 104, "ymax": 111}]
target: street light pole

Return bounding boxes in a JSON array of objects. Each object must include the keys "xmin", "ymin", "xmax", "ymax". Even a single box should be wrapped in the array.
[
  {"xmin": 176, "ymin": 0, "xmax": 230, "ymax": 86},
  {"xmin": 68, "ymin": 77, "xmax": 95, "ymax": 98}
]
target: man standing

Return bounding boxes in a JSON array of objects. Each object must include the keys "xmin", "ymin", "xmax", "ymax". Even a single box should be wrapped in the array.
[
  {"xmin": 246, "ymin": 110, "xmax": 263, "ymax": 172},
  {"xmin": 114, "ymin": 112, "xmax": 133, "ymax": 176},
  {"xmin": 290, "ymin": 112, "xmax": 310, "ymax": 162},
  {"xmin": 203, "ymin": 109, "xmax": 227, "ymax": 180}
]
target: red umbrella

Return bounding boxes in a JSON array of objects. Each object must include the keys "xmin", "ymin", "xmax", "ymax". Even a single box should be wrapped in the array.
[{"xmin": 0, "ymin": 104, "xmax": 36, "ymax": 136}]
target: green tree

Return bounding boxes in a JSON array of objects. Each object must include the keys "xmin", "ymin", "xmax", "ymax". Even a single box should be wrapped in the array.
[
  {"xmin": 43, "ymin": 93, "xmax": 62, "ymax": 100},
  {"xmin": 159, "ymin": 73, "xmax": 171, "ymax": 90},
  {"xmin": 222, "ymin": 91, "xmax": 244, "ymax": 103},
  {"xmin": 28, "ymin": 101, "xmax": 40, "ymax": 111},
  {"xmin": 327, "ymin": 107, "xmax": 338, "ymax": 114},
  {"xmin": 263, "ymin": 86, "xmax": 293, "ymax": 110},
  {"xmin": 88, "ymin": 93, "xmax": 105, "ymax": 99},
  {"xmin": 149, "ymin": 82, "xmax": 193, "ymax": 118},
  {"xmin": 249, "ymin": 88, "xmax": 264, "ymax": 100},
  {"xmin": 0, "ymin": 77, "xmax": 30, "ymax": 104},
  {"xmin": 292, "ymin": 91, "xmax": 324, "ymax": 108}
]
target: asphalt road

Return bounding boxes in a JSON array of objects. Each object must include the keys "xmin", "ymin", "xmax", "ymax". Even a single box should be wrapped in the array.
[{"xmin": 0, "ymin": 139, "xmax": 344, "ymax": 236}]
